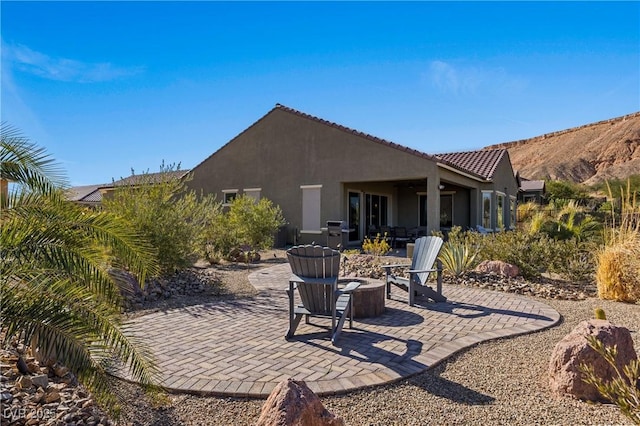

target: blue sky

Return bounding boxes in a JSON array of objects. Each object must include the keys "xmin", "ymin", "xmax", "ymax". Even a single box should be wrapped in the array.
[{"xmin": 2, "ymin": 1, "xmax": 639, "ymax": 186}]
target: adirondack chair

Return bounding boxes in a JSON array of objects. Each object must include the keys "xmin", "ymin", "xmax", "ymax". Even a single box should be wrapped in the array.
[
  {"xmin": 286, "ymin": 245, "xmax": 361, "ymax": 345},
  {"xmin": 382, "ymin": 236, "xmax": 446, "ymax": 306}
]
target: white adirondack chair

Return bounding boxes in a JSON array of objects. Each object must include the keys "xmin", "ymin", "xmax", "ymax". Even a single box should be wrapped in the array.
[{"xmin": 382, "ymin": 236, "xmax": 446, "ymax": 306}]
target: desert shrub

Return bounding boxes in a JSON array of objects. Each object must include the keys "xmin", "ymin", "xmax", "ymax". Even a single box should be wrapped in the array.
[
  {"xmin": 517, "ymin": 201, "xmax": 542, "ymax": 222},
  {"xmin": 547, "ymin": 239, "xmax": 597, "ymax": 283},
  {"xmin": 362, "ymin": 233, "xmax": 391, "ymax": 256},
  {"xmin": 591, "ymin": 174, "xmax": 640, "ymax": 199},
  {"xmin": 545, "ymin": 180, "xmax": 589, "ymax": 202},
  {"xmin": 102, "ymin": 165, "xmax": 220, "ymax": 274},
  {"xmin": 475, "ymin": 230, "xmax": 557, "ymax": 279},
  {"xmin": 579, "ymin": 335, "xmax": 640, "ymax": 425},
  {"xmin": 205, "ymin": 195, "xmax": 286, "ymax": 259},
  {"xmin": 596, "ymin": 181, "xmax": 640, "ymax": 303}
]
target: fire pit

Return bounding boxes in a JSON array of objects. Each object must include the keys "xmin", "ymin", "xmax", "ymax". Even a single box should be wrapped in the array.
[{"xmin": 338, "ymin": 278, "xmax": 386, "ymax": 318}]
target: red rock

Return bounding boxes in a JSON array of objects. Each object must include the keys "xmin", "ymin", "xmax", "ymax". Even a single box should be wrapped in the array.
[
  {"xmin": 549, "ymin": 319, "xmax": 638, "ymax": 401},
  {"xmin": 474, "ymin": 260, "xmax": 520, "ymax": 278},
  {"xmin": 256, "ymin": 379, "xmax": 344, "ymax": 426}
]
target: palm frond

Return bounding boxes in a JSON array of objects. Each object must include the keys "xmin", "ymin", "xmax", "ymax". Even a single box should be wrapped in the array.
[
  {"xmin": 0, "ymin": 122, "xmax": 67, "ymax": 196},
  {"xmin": 1, "ymin": 271, "xmax": 158, "ymax": 410}
]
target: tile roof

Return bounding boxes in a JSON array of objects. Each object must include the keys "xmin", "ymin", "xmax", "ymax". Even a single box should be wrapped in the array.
[
  {"xmin": 520, "ymin": 180, "xmax": 545, "ymax": 191},
  {"xmin": 112, "ymin": 170, "xmax": 190, "ymax": 186},
  {"xmin": 435, "ymin": 149, "xmax": 507, "ymax": 180},
  {"xmin": 66, "ymin": 170, "xmax": 191, "ymax": 204},
  {"xmin": 65, "ymin": 184, "xmax": 107, "ymax": 202}
]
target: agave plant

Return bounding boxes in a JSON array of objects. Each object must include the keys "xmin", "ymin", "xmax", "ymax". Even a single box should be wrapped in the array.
[
  {"xmin": 0, "ymin": 123, "xmax": 159, "ymax": 415},
  {"xmin": 438, "ymin": 239, "xmax": 479, "ymax": 277}
]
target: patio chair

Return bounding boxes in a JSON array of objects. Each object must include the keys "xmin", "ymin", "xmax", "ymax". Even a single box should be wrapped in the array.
[
  {"xmin": 286, "ymin": 245, "xmax": 360, "ymax": 345},
  {"xmin": 382, "ymin": 236, "xmax": 446, "ymax": 306},
  {"xmin": 392, "ymin": 226, "xmax": 412, "ymax": 248}
]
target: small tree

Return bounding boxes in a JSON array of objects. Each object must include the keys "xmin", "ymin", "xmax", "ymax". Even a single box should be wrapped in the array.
[
  {"xmin": 102, "ymin": 164, "xmax": 220, "ymax": 274},
  {"xmin": 205, "ymin": 195, "xmax": 286, "ymax": 258}
]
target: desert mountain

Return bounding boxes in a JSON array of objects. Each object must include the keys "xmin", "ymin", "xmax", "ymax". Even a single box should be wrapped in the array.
[{"xmin": 485, "ymin": 112, "xmax": 640, "ymax": 185}]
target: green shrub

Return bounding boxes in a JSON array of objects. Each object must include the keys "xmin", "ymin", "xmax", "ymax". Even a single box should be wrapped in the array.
[
  {"xmin": 205, "ymin": 195, "xmax": 286, "ymax": 258},
  {"xmin": 102, "ymin": 165, "xmax": 220, "ymax": 274},
  {"xmin": 473, "ymin": 225, "xmax": 599, "ymax": 282},
  {"xmin": 475, "ymin": 231, "xmax": 560, "ymax": 279},
  {"xmin": 545, "ymin": 180, "xmax": 589, "ymax": 202}
]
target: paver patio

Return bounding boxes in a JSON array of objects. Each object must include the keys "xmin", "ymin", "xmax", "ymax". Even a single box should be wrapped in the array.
[{"xmin": 118, "ymin": 263, "xmax": 560, "ymax": 398}]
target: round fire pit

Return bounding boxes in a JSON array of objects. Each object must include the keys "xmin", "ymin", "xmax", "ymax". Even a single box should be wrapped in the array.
[{"xmin": 338, "ymin": 278, "xmax": 386, "ymax": 318}]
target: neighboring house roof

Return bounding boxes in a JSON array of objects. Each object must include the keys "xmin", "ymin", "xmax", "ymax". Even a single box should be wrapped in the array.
[
  {"xmin": 193, "ymin": 104, "xmax": 490, "ymax": 181},
  {"xmin": 80, "ymin": 188, "xmax": 104, "ymax": 203},
  {"xmin": 111, "ymin": 170, "xmax": 190, "ymax": 186},
  {"xmin": 65, "ymin": 184, "xmax": 107, "ymax": 202},
  {"xmin": 66, "ymin": 170, "xmax": 190, "ymax": 204},
  {"xmin": 435, "ymin": 149, "xmax": 508, "ymax": 180},
  {"xmin": 520, "ymin": 179, "xmax": 545, "ymax": 192}
]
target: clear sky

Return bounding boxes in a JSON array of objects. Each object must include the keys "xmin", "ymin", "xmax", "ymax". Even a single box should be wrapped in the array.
[{"xmin": 2, "ymin": 1, "xmax": 639, "ymax": 186}]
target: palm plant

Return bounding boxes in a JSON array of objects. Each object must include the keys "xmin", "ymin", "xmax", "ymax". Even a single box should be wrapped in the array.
[{"xmin": 1, "ymin": 123, "xmax": 160, "ymax": 415}]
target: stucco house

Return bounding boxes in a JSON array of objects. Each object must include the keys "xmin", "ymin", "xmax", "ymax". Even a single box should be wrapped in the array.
[
  {"xmin": 517, "ymin": 177, "xmax": 546, "ymax": 204},
  {"xmin": 187, "ymin": 104, "xmax": 519, "ymax": 247}
]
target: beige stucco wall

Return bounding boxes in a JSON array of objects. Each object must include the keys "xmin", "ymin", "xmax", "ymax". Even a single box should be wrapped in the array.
[
  {"xmin": 187, "ymin": 108, "xmax": 443, "ymax": 244},
  {"xmin": 187, "ymin": 108, "xmax": 519, "ymax": 245}
]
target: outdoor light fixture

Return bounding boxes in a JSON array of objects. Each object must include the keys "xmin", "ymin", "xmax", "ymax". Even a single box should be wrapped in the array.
[{"xmin": 438, "ymin": 184, "xmax": 445, "ymax": 190}]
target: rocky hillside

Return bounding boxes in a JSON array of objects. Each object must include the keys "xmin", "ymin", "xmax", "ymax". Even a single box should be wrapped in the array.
[{"xmin": 486, "ymin": 112, "xmax": 640, "ymax": 185}]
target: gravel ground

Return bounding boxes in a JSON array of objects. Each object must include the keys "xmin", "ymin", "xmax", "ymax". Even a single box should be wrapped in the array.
[{"xmin": 108, "ymin": 252, "xmax": 639, "ymax": 426}]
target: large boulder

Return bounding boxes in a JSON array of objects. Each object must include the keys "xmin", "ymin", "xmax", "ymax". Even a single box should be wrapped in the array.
[
  {"xmin": 549, "ymin": 319, "xmax": 638, "ymax": 401},
  {"xmin": 473, "ymin": 260, "xmax": 520, "ymax": 278},
  {"xmin": 256, "ymin": 378, "xmax": 344, "ymax": 426}
]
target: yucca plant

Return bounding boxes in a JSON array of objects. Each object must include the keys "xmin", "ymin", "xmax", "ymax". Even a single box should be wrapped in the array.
[
  {"xmin": 596, "ymin": 180, "xmax": 640, "ymax": 303},
  {"xmin": 1, "ymin": 123, "xmax": 160, "ymax": 416}
]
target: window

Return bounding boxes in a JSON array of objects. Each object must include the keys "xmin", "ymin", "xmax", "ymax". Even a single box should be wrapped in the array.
[
  {"xmin": 482, "ymin": 191, "xmax": 492, "ymax": 229},
  {"xmin": 222, "ymin": 189, "xmax": 238, "ymax": 205},
  {"xmin": 496, "ymin": 192, "xmax": 505, "ymax": 230},
  {"xmin": 510, "ymin": 196, "xmax": 517, "ymax": 229},
  {"xmin": 301, "ymin": 185, "xmax": 322, "ymax": 233},
  {"xmin": 243, "ymin": 188, "xmax": 261, "ymax": 202}
]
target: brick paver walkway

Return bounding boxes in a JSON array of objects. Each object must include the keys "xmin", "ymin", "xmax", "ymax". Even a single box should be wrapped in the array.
[{"xmin": 119, "ymin": 263, "xmax": 560, "ymax": 398}]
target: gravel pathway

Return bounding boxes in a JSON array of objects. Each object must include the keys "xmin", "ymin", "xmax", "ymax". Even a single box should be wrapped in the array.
[{"xmin": 113, "ymin": 296, "xmax": 639, "ymax": 425}]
